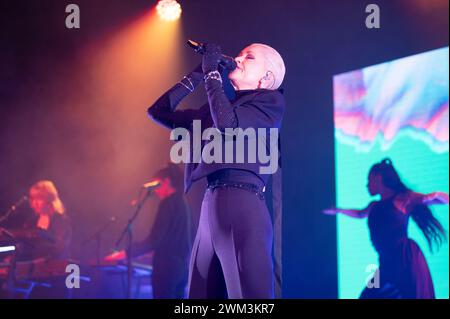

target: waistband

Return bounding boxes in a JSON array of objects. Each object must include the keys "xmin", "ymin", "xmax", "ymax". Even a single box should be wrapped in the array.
[
  {"xmin": 207, "ymin": 169, "xmax": 264, "ymax": 186},
  {"xmin": 207, "ymin": 169, "xmax": 266, "ymax": 200}
]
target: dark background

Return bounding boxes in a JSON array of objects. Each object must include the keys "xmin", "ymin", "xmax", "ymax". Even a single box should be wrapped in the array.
[{"xmin": 0, "ymin": 0, "xmax": 448, "ymax": 298}]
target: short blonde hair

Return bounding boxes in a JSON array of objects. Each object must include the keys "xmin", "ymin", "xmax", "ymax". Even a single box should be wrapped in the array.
[
  {"xmin": 251, "ymin": 43, "xmax": 286, "ymax": 89},
  {"xmin": 29, "ymin": 180, "xmax": 65, "ymax": 214}
]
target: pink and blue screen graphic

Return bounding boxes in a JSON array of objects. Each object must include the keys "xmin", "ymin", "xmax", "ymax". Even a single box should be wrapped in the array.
[{"xmin": 333, "ymin": 47, "xmax": 449, "ymax": 298}]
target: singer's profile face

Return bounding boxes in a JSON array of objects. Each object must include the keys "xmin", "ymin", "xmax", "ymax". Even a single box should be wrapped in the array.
[{"xmin": 229, "ymin": 44, "xmax": 271, "ymax": 90}]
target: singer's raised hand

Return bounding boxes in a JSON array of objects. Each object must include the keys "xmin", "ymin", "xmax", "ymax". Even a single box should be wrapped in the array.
[
  {"xmin": 202, "ymin": 43, "xmax": 222, "ymax": 74},
  {"xmin": 189, "ymin": 63, "xmax": 204, "ymax": 81}
]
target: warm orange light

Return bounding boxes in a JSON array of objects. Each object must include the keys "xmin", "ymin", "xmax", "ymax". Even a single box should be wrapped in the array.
[
  {"xmin": 75, "ymin": 8, "xmax": 185, "ymax": 191},
  {"xmin": 156, "ymin": 0, "xmax": 182, "ymax": 21}
]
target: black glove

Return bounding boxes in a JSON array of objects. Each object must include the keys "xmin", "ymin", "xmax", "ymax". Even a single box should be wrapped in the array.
[
  {"xmin": 187, "ymin": 63, "xmax": 204, "ymax": 83},
  {"xmin": 202, "ymin": 43, "xmax": 222, "ymax": 74}
]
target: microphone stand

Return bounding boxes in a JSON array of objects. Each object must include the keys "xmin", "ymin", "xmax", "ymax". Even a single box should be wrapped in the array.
[
  {"xmin": 82, "ymin": 217, "xmax": 116, "ymax": 266},
  {"xmin": 114, "ymin": 188, "xmax": 153, "ymax": 299},
  {"xmin": 0, "ymin": 196, "xmax": 28, "ymax": 225}
]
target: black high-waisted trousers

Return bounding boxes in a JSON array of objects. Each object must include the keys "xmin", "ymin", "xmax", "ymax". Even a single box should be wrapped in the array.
[{"xmin": 188, "ymin": 169, "xmax": 274, "ymax": 299}]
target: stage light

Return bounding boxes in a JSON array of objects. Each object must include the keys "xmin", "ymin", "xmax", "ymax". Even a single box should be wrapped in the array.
[{"xmin": 156, "ymin": 0, "xmax": 182, "ymax": 21}]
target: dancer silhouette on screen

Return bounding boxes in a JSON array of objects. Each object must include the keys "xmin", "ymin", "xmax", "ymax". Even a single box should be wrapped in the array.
[{"xmin": 324, "ymin": 158, "xmax": 448, "ymax": 299}]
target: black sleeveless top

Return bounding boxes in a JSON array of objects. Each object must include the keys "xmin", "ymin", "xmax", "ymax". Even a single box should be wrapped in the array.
[{"xmin": 368, "ymin": 197, "xmax": 409, "ymax": 254}]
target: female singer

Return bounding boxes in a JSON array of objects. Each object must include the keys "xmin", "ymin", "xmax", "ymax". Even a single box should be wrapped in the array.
[{"xmin": 148, "ymin": 43, "xmax": 286, "ymax": 298}]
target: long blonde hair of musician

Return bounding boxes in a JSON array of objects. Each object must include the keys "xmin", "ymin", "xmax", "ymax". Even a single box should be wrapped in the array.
[{"xmin": 29, "ymin": 180, "xmax": 65, "ymax": 215}]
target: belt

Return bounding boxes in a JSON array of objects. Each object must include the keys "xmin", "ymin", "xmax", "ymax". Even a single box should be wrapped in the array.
[{"xmin": 207, "ymin": 180, "xmax": 266, "ymax": 200}]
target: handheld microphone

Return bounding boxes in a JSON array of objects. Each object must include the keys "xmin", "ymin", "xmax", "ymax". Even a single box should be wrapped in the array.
[{"xmin": 187, "ymin": 39, "xmax": 237, "ymax": 71}]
